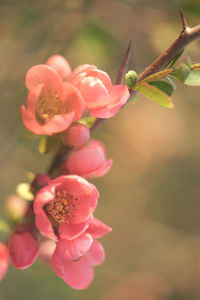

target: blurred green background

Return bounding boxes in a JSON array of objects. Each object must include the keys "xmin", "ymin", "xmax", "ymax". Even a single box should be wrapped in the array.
[{"xmin": 1, "ymin": 0, "xmax": 200, "ymax": 299}]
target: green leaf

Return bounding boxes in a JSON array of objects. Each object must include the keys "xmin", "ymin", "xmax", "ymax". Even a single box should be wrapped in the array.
[
  {"xmin": 170, "ymin": 57, "xmax": 191, "ymax": 82},
  {"xmin": 184, "ymin": 70, "xmax": 200, "ymax": 86},
  {"xmin": 167, "ymin": 50, "xmax": 184, "ymax": 68},
  {"xmin": 149, "ymin": 80, "xmax": 174, "ymax": 96},
  {"xmin": 135, "ymin": 82, "xmax": 174, "ymax": 108},
  {"xmin": 38, "ymin": 135, "xmax": 58, "ymax": 154},
  {"xmin": 78, "ymin": 115, "xmax": 96, "ymax": 128},
  {"xmin": 139, "ymin": 69, "xmax": 173, "ymax": 84},
  {"xmin": 16, "ymin": 183, "xmax": 34, "ymax": 201}
]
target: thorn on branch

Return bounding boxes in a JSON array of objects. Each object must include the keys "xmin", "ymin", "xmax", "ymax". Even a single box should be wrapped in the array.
[
  {"xmin": 180, "ymin": 9, "xmax": 188, "ymax": 30},
  {"xmin": 115, "ymin": 40, "xmax": 132, "ymax": 84}
]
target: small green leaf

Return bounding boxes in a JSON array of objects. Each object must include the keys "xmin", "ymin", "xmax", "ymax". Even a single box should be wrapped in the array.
[
  {"xmin": 140, "ymin": 69, "xmax": 173, "ymax": 84},
  {"xmin": 125, "ymin": 70, "xmax": 138, "ymax": 88},
  {"xmin": 16, "ymin": 183, "xmax": 34, "ymax": 201},
  {"xmin": 167, "ymin": 50, "xmax": 184, "ymax": 68},
  {"xmin": 39, "ymin": 135, "xmax": 58, "ymax": 154},
  {"xmin": 184, "ymin": 70, "xmax": 200, "ymax": 86},
  {"xmin": 149, "ymin": 81, "xmax": 174, "ymax": 96},
  {"xmin": 170, "ymin": 57, "xmax": 191, "ymax": 82},
  {"xmin": 78, "ymin": 115, "xmax": 96, "ymax": 128},
  {"xmin": 135, "ymin": 82, "xmax": 174, "ymax": 108}
]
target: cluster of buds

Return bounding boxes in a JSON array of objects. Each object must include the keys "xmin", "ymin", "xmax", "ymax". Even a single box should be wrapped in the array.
[{"xmin": 0, "ymin": 55, "xmax": 129, "ymax": 289}]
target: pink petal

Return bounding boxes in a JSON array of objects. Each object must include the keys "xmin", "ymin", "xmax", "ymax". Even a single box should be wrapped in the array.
[
  {"xmin": 8, "ymin": 232, "xmax": 39, "ymax": 270},
  {"xmin": 63, "ymin": 260, "xmax": 94, "ymax": 290},
  {"xmin": 34, "ymin": 184, "xmax": 56, "ymax": 212},
  {"xmin": 41, "ymin": 111, "xmax": 75, "ymax": 135},
  {"xmin": 59, "ymin": 221, "xmax": 89, "ymax": 240},
  {"xmin": 46, "ymin": 55, "xmax": 72, "ymax": 81},
  {"xmin": 90, "ymin": 85, "xmax": 130, "ymax": 118},
  {"xmin": 87, "ymin": 218, "xmax": 112, "ymax": 238},
  {"xmin": 83, "ymin": 159, "xmax": 113, "ymax": 179},
  {"xmin": 79, "ymin": 77, "xmax": 109, "ymax": 108},
  {"xmin": 0, "ymin": 243, "xmax": 9, "ymax": 281},
  {"xmin": 86, "ymin": 69, "xmax": 112, "ymax": 91},
  {"xmin": 35, "ymin": 210, "xmax": 58, "ymax": 241},
  {"xmin": 53, "ymin": 233, "xmax": 93, "ymax": 261},
  {"xmin": 25, "ymin": 64, "xmax": 63, "ymax": 98},
  {"xmin": 70, "ymin": 64, "xmax": 97, "ymax": 82},
  {"xmin": 21, "ymin": 105, "xmax": 44, "ymax": 135},
  {"xmin": 84, "ymin": 240, "xmax": 105, "ymax": 266},
  {"xmin": 27, "ymin": 84, "xmax": 43, "ymax": 114},
  {"xmin": 62, "ymin": 82, "xmax": 85, "ymax": 121}
]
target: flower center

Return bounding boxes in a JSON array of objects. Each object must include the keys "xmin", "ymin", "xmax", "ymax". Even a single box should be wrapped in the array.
[
  {"xmin": 36, "ymin": 92, "xmax": 67, "ymax": 124},
  {"xmin": 45, "ymin": 190, "xmax": 79, "ymax": 224}
]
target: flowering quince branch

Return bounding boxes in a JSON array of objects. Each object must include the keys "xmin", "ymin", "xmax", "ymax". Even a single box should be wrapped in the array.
[{"xmin": 1, "ymin": 12, "xmax": 200, "ymax": 290}]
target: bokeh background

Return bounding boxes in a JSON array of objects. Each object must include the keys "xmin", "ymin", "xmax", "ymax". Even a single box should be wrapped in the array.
[{"xmin": 1, "ymin": 0, "xmax": 200, "ymax": 299}]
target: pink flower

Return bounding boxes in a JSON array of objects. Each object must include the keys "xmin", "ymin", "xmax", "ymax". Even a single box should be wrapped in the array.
[
  {"xmin": 34, "ymin": 175, "xmax": 99, "ymax": 242},
  {"xmin": 70, "ymin": 64, "xmax": 130, "ymax": 118},
  {"xmin": 8, "ymin": 229, "xmax": 39, "ymax": 270},
  {"xmin": 52, "ymin": 217, "xmax": 112, "ymax": 290},
  {"xmin": 64, "ymin": 139, "xmax": 112, "ymax": 179},
  {"xmin": 0, "ymin": 243, "xmax": 9, "ymax": 281},
  {"xmin": 39, "ymin": 239, "xmax": 56, "ymax": 264},
  {"xmin": 46, "ymin": 55, "xmax": 72, "ymax": 81},
  {"xmin": 21, "ymin": 64, "xmax": 85, "ymax": 135},
  {"xmin": 61, "ymin": 123, "xmax": 90, "ymax": 148}
]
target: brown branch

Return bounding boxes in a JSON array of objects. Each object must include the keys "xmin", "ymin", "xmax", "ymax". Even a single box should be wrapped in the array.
[{"xmin": 137, "ymin": 11, "xmax": 200, "ymax": 82}]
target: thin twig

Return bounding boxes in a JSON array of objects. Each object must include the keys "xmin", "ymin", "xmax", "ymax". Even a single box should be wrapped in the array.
[{"xmin": 180, "ymin": 9, "xmax": 188, "ymax": 30}]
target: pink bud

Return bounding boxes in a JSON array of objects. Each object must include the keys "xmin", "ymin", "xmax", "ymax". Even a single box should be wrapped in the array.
[
  {"xmin": 8, "ymin": 230, "xmax": 39, "ymax": 269},
  {"xmin": 31, "ymin": 174, "xmax": 51, "ymax": 194},
  {"xmin": 0, "ymin": 243, "xmax": 9, "ymax": 281},
  {"xmin": 61, "ymin": 123, "xmax": 90, "ymax": 148},
  {"xmin": 46, "ymin": 55, "xmax": 72, "ymax": 81}
]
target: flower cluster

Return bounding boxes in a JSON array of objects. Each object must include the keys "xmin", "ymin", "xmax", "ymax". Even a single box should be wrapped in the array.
[{"xmin": 0, "ymin": 55, "xmax": 129, "ymax": 289}]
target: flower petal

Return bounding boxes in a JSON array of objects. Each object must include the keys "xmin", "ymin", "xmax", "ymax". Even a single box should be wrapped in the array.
[
  {"xmin": 46, "ymin": 55, "xmax": 72, "ymax": 81},
  {"xmin": 87, "ymin": 218, "xmax": 112, "ymax": 239},
  {"xmin": 27, "ymin": 84, "xmax": 43, "ymax": 114},
  {"xmin": 90, "ymin": 85, "xmax": 130, "ymax": 118},
  {"xmin": 42, "ymin": 111, "xmax": 75, "ymax": 135},
  {"xmin": 53, "ymin": 233, "xmax": 93, "ymax": 261},
  {"xmin": 59, "ymin": 221, "xmax": 89, "ymax": 240},
  {"xmin": 35, "ymin": 210, "xmax": 58, "ymax": 241},
  {"xmin": 70, "ymin": 64, "xmax": 97, "ymax": 82},
  {"xmin": 84, "ymin": 239, "xmax": 105, "ymax": 266},
  {"xmin": 79, "ymin": 77, "xmax": 109, "ymax": 108},
  {"xmin": 62, "ymin": 82, "xmax": 85, "ymax": 121},
  {"xmin": 25, "ymin": 64, "xmax": 63, "ymax": 98},
  {"xmin": 83, "ymin": 159, "xmax": 113, "ymax": 179}
]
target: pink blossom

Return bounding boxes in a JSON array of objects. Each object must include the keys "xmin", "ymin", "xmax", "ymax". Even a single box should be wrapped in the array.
[
  {"xmin": 61, "ymin": 123, "xmax": 90, "ymax": 148},
  {"xmin": 70, "ymin": 64, "xmax": 130, "ymax": 118},
  {"xmin": 31, "ymin": 173, "xmax": 51, "ymax": 194},
  {"xmin": 51, "ymin": 217, "xmax": 112, "ymax": 290},
  {"xmin": 8, "ymin": 229, "xmax": 39, "ymax": 270},
  {"xmin": 34, "ymin": 175, "xmax": 99, "ymax": 242},
  {"xmin": 64, "ymin": 139, "xmax": 112, "ymax": 179},
  {"xmin": 21, "ymin": 64, "xmax": 85, "ymax": 135},
  {"xmin": 0, "ymin": 243, "xmax": 9, "ymax": 281},
  {"xmin": 46, "ymin": 55, "xmax": 72, "ymax": 81},
  {"xmin": 39, "ymin": 239, "xmax": 56, "ymax": 264}
]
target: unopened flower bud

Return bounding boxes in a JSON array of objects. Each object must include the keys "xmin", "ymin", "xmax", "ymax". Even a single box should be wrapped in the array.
[
  {"xmin": 31, "ymin": 174, "xmax": 51, "ymax": 194},
  {"xmin": 125, "ymin": 70, "xmax": 138, "ymax": 89},
  {"xmin": 0, "ymin": 243, "xmax": 9, "ymax": 281},
  {"xmin": 61, "ymin": 123, "xmax": 90, "ymax": 148},
  {"xmin": 8, "ymin": 229, "xmax": 39, "ymax": 269}
]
